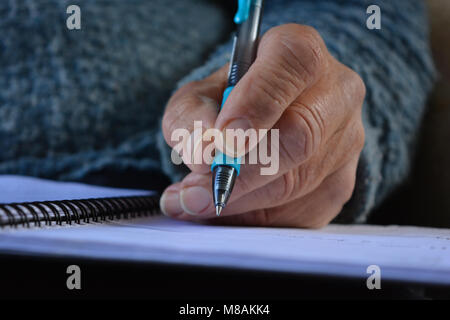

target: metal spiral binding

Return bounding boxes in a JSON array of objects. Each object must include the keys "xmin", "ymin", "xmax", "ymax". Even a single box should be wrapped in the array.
[{"xmin": 0, "ymin": 195, "xmax": 160, "ymax": 228}]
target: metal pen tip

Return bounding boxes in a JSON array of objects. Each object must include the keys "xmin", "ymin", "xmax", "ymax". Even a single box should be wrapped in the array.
[{"xmin": 215, "ymin": 206, "xmax": 223, "ymax": 216}]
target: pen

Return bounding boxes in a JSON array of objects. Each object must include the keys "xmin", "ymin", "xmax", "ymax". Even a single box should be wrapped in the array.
[{"xmin": 212, "ymin": 0, "xmax": 264, "ymax": 216}]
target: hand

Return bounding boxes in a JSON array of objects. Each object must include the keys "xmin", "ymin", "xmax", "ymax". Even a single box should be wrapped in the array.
[{"xmin": 160, "ymin": 24, "xmax": 365, "ymax": 228}]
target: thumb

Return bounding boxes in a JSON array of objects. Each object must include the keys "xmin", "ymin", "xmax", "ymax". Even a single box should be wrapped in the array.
[{"xmin": 215, "ymin": 24, "xmax": 326, "ymax": 157}]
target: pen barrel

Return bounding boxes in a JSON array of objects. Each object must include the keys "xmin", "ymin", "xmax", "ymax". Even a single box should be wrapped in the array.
[
  {"xmin": 227, "ymin": 0, "xmax": 263, "ymax": 87},
  {"xmin": 228, "ymin": 61, "xmax": 251, "ymax": 87}
]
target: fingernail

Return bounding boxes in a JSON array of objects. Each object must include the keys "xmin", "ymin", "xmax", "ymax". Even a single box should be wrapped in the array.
[
  {"xmin": 160, "ymin": 191, "xmax": 183, "ymax": 217},
  {"xmin": 222, "ymin": 118, "xmax": 252, "ymax": 157},
  {"xmin": 180, "ymin": 186, "xmax": 211, "ymax": 215}
]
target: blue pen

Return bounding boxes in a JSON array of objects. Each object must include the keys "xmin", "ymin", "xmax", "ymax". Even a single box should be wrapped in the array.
[{"xmin": 212, "ymin": 0, "xmax": 264, "ymax": 216}]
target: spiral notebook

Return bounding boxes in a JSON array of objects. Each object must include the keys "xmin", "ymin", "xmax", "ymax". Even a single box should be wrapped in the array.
[
  {"xmin": 1, "ymin": 175, "xmax": 450, "ymax": 285},
  {"xmin": 0, "ymin": 175, "xmax": 160, "ymax": 228}
]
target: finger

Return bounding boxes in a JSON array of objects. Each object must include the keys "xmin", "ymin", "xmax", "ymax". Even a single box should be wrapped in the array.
[
  {"xmin": 215, "ymin": 24, "xmax": 328, "ymax": 157},
  {"xmin": 174, "ymin": 99, "xmax": 364, "ymax": 215},
  {"xmin": 159, "ymin": 182, "xmax": 183, "ymax": 218},
  {"xmin": 160, "ymin": 61, "xmax": 365, "ymax": 218},
  {"xmin": 216, "ymin": 153, "xmax": 360, "ymax": 218},
  {"xmin": 208, "ymin": 156, "xmax": 359, "ymax": 228},
  {"xmin": 160, "ymin": 181, "xmax": 214, "ymax": 222},
  {"xmin": 161, "ymin": 113, "xmax": 363, "ymax": 219},
  {"xmin": 162, "ymin": 65, "xmax": 228, "ymax": 173},
  {"xmin": 218, "ymin": 63, "xmax": 365, "ymax": 201},
  {"xmin": 278, "ymin": 62, "xmax": 365, "ymax": 168}
]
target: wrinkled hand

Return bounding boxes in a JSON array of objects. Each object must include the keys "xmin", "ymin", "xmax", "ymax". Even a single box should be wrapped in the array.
[{"xmin": 160, "ymin": 24, "xmax": 365, "ymax": 228}]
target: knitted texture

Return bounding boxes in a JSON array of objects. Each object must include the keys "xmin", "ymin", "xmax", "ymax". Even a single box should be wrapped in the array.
[
  {"xmin": 0, "ymin": 0, "xmax": 230, "ymax": 180},
  {"xmin": 0, "ymin": 0, "xmax": 435, "ymax": 222}
]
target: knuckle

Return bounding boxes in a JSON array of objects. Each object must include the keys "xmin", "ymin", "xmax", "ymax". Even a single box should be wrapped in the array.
[
  {"xmin": 281, "ymin": 24, "xmax": 326, "ymax": 77},
  {"xmin": 278, "ymin": 132, "xmax": 304, "ymax": 167},
  {"xmin": 344, "ymin": 68, "xmax": 366, "ymax": 106},
  {"xmin": 347, "ymin": 120, "xmax": 365, "ymax": 154},
  {"xmin": 273, "ymin": 167, "xmax": 310, "ymax": 204},
  {"xmin": 335, "ymin": 169, "xmax": 357, "ymax": 205},
  {"xmin": 278, "ymin": 119, "xmax": 309, "ymax": 166},
  {"xmin": 162, "ymin": 89, "xmax": 200, "ymax": 144},
  {"xmin": 341, "ymin": 176, "xmax": 356, "ymax": 204},
  {"xmin": 161, "ymin": 109, "xmax": 176, "ymax": 144},
  {"xmin": 262, "ymin": 24, "xmax": 326, "ymax": 86},
  {"xmin": 295, "ymin": 24, "xmax": 324, "ymax": 53},
  {"xmin": 176, "ymin": 91, "xmax": 201, "ymax": 113},
  {"xmin": 248, "ymin": 69, "xmax": 289, "ymax": 113},
  {"xmin": 287, "ymin": 104, "xmax": 323, "ymax": 162},
  {"xmin": 353, "ymin": 73, "xmax": 366, "ymax": 103},
  {"xmin": 295, "ymin": 165, "xmax": 313, "ymax": 196},
  {"xmin": 277, "ymin": 170, "xmax": 298, "ymax": 203},
  {"xmin": 355, "ymin": 122, "xmax": 365, "ymax": 153},
  {"xmin": 176, "ymin": 81, "xmax": 200, "ymax": 97},
  {"xmin": 173, "ymin": 81, "xmax": 203, "ymax": 106}
]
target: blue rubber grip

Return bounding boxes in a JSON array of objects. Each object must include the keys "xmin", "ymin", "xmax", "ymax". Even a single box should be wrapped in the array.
[
  {"xmin": 234, "ymin": 0, "xmax": 251, "ymax": 24},
  {"xmin": 211, "ymin": 86, "xmax": 241, "ymax": 175}
]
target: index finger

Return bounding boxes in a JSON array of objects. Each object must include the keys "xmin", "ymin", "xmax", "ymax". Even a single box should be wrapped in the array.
[{"xmin": 162, "ymin": 65, "xmax": 228, "ymax": 173}]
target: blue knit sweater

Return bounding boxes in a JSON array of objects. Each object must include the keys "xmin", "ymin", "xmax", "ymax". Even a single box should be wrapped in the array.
[{"xmin": 0, "ymin": 0, "xmax": 435, "ymax": 223}]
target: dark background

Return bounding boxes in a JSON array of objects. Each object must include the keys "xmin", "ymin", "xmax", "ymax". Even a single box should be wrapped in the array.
[{"xmin": 1, "ymin": 254, "xmax": 449, "ymax": 300}]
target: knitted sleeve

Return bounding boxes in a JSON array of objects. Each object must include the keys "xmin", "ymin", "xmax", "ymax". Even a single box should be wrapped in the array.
[{"xmin": 158, "ymin": 0, "xmax": 436, "ymax": 223}]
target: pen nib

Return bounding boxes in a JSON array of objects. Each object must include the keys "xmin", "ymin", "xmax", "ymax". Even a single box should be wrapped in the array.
[{"xmin": 215, "ymin": 206, "xmax": 223, "ymax": 217}]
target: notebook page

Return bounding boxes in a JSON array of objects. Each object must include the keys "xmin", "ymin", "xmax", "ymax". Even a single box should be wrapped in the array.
[
  {"xmin": 1, "ymin": 215, "xmax": 450, "ymax": 285},
  {"xmin": 0, "ymin": 175, "xmax": 153, "ymax": 203}
]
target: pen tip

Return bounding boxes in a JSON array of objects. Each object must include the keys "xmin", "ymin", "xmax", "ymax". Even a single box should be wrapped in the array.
[{"xmin": 215, "ymin": 206, "xmax": 223, "ymax": 217}]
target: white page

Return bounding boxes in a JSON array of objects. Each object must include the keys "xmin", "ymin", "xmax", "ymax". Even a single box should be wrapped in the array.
[
  {"xmin": 0, "ymin": 175, "xmax": 449, "ymax": 285},
  {"xmin": 1, "ymin": 215, "xmax": 450, "ymax": 285},
  {"xmin": 0, "ymin": 175, "xmax": 153, "ymax": 203}
]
